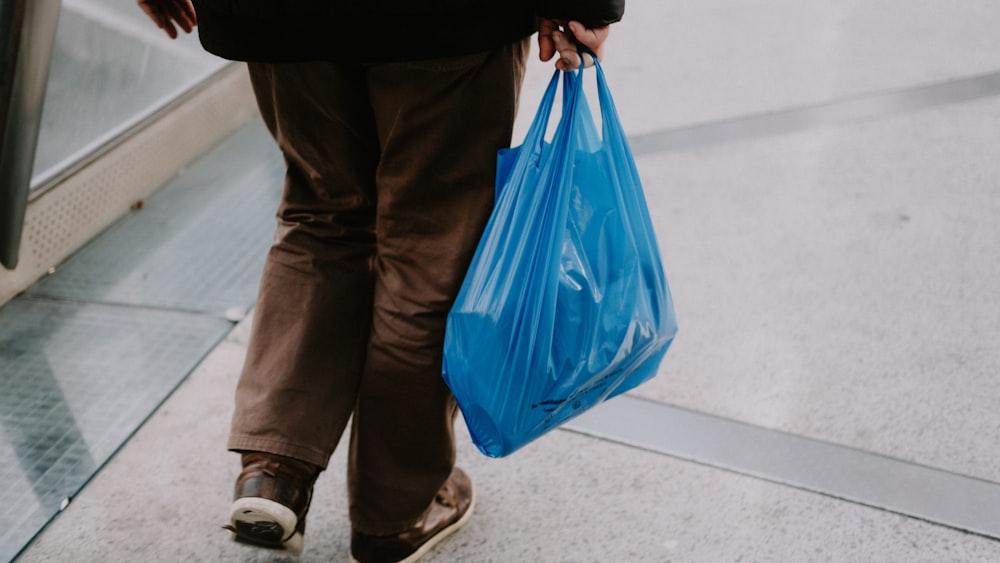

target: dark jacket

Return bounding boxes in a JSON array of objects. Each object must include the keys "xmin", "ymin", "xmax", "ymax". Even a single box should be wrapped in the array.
[{"xmin": 192, "ymin": 0, "xmax": 625, "ymax": 63}]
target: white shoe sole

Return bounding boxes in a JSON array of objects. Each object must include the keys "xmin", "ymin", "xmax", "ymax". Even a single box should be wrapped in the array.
[{"xmin": 229, "ymin": 497, "xmax": 303, "ymax": 553}]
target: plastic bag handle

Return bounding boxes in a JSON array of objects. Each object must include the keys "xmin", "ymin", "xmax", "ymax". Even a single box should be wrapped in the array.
[
  {"xmin": 577, "ymin": 44, "xmax": 597, "ymax": 68},
  {"xmin": 590, "ymin": 54, "xmax": 640, "ymax": 182},
  {"xmin": 520, "ymin": 43, "xmax": 599, "ymax": 157},
  {"xmin": 520, "ymin": 71, "xmax": 561, "ymax": 157},
  {"xmin": 557, "ymin": 43, "xmax": 635, "ymax": 166}
]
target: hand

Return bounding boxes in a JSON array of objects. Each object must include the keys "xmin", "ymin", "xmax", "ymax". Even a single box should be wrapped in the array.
[
  {"xmin": 137, "ymin": 0, "xmax": 197, "ymax": 39},
  {"xmin": 538, "ymin": 19, "xmax": 610, "ymax": 71}
]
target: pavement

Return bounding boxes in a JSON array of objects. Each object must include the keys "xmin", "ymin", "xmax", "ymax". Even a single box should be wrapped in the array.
[{"xmin": 12, "ymin": 1, "xmax": 1000, "ymax": 561}]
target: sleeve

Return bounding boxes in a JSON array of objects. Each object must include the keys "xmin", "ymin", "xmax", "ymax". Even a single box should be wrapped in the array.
[{"xmin": 537, "ymin": 0, "xmax": 625, "ymax": 26}]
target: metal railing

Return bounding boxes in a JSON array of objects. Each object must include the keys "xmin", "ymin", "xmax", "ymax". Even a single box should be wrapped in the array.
[{"xmin": 0, "ymin": 0, "xmax": 61, "ymax": 269}]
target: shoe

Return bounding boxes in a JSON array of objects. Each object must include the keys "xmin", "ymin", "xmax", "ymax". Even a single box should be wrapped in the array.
[
  {"xmin": 349, "ymin": 467, "xmax": 475, "ymax": 563},
  {"xmin": 224, "ymin": 452, "xmax": 320, "ymax": 554}
]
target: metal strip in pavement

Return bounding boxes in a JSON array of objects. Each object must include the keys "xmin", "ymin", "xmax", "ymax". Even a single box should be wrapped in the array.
[
  {"xmin": 565, "ymin": 394, "xmax": 1000, "ymax": 540},
  {"xmin": 628, "ymin": 71, "xmax": 1000, "ymax": 155}
]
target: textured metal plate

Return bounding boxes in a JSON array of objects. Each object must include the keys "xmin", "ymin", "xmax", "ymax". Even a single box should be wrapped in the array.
[
  {"xmin": 0, "ymin": 298, "xmax": 231, "ymax": 562},
  {"xmin": 566, "ymin": 395, "xmax": 1000, "ymax": 540},
  {"xmin": 27, "ymin": 121, "xmax": 283, "ymax": 317}
]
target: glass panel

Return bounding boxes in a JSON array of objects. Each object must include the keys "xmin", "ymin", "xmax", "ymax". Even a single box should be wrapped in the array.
[
  {"xmin": 0, "ymin": 298, "xmax": 232, "ymax": 562},
  {"xmin": 31, "ymin": 0, "xmax": 227, "ymax": 187}
]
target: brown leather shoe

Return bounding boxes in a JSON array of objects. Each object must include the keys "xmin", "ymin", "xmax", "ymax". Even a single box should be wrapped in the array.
[
  {"xmin": 349, "ymin": 467, "xmax": 475, "ymax": 563},
  {"xmin": 224, "ymin": 452, "xmax": 320, "ymax": 554}
]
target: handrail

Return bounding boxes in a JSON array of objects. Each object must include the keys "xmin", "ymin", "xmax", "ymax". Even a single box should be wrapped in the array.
[{"xmin": 0, "ymin": 0, "xmax": 61, "ymax": 270}]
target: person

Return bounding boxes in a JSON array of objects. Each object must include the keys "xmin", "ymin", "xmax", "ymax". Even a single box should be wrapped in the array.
[{"xmin": 137, "ymin": 1, "xmax": 621, "ymax": 561}]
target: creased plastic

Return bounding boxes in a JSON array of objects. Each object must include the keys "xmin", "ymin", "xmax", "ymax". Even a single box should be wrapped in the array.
[{"xmin": 442, "ymin": 60, "xmax": 677, "ymax": 458}]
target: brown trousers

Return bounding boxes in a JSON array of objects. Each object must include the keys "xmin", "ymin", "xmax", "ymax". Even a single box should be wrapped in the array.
[{"xmin": 228, "ymin": 40, "xmax": 530, "ymax": 535}]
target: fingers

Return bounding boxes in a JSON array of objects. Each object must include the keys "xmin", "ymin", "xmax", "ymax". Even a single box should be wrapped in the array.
[
  {"xmin": 568, "ymin": 21, "xmax": 609, "ymax": 61},
  {"xmin": 551, "ymin": 29, "xmax": 587, "ymax": 71},
  {"xmin": 537, "ymin": 18, "xmax": 561, "ymax": 62},
  {"xmin": 137, "ymin": 2, "xmax": 163, "ymax": 28},
  {"xmin": 538, "ymin": 18, "xmax": 611, "ymax": 71},
  {"xmin": 137, "ymin": 0, "xmax": 196, "ymax": 39},
  {"xmin": 166, "ymin": 0, "xmax": 197, "ymax": 33}
]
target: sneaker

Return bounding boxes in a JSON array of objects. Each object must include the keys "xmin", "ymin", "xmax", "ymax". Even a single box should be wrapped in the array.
[
  {"xmin": 349, "ymin": 467, "xmax": 475, "ymax": 563},
  {"xmin": 224, "ymin": 452, "xmax": 320, "ymax": 554}
]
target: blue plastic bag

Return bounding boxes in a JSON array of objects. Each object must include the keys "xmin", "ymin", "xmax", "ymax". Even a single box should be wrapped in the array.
[{"xmin": 442, "ymin": 59, "xmax": 677, "ymax": 458}]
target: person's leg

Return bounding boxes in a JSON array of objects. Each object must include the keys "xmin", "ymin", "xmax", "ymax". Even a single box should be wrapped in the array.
[
  {"xmin": 227, "ymin": 60, "xmax": 380, "ymax": 549},
  {"xmin": 230, "ymin": 60, "xmax": 379, "ymax": 468},
  {"xmin": 348, "ymin": 39, "xmax": 530, "ymax": 538}
]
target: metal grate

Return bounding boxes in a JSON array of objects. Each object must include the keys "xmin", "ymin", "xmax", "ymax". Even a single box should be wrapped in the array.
[{"xmin": 0, "ymin": 298, "xmax": 232, "ymax": 562}]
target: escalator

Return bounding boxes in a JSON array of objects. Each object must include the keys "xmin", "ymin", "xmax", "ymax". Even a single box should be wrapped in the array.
[{"xmin": 0, "ymin": 1, "xmax": 279, "ymax": 559}]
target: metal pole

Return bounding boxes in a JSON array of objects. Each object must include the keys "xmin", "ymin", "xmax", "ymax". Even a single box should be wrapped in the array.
[{"xmin": 0, "ymin": 0, "xmax": 61, "ymax": 270}]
